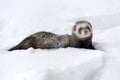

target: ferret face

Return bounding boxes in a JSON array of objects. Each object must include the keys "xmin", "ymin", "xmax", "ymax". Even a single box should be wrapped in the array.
[{"xmin": 73, "ymin": 21, "xmax": 92, "ymax": 38}]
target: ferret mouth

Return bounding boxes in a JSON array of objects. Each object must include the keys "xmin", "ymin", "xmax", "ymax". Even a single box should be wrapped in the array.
[{"xmin": 79, "ymin": 32, "xmax": 92, "ymax": 38}]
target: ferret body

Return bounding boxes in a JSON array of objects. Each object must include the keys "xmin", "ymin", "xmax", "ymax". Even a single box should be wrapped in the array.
[{"xmin": 9, "ymin": 32, "xmax": 71, "ymax": 51}]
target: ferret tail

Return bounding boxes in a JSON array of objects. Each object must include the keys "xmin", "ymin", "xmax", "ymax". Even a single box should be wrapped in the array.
[{"xmin": 8, "ymin": 45, "xmax": 20, "ymax": 51}]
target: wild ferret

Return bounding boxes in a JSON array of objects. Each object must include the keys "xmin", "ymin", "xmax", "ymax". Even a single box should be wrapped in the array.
[{"xmin": 8, "ymin": 21, "xmax": 95, "ymax": 51}]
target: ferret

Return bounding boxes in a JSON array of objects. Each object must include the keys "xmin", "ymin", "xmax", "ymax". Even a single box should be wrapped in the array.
[{"xmin": 8, "ymin": 21, "xmax": 95, "ymax": 51}]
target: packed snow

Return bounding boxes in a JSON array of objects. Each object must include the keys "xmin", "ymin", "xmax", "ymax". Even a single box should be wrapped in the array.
[{"xmin": 0, "ymin": 0, "xmax": 120, "ymax": 80}]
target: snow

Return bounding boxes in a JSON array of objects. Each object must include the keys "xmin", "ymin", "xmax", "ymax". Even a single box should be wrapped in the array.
[
  {"xmin": 0, "ymin": 0, "xmax": 120, "ymax": 80},
  {"xmin": 0, "ymin": 49, "xmax": 104, "ymax": 80}
]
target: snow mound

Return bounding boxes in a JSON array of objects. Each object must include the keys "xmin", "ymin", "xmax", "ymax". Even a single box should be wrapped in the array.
[{"xmin": 0, "ymin": 48, "xmax": 104, "ymax": 80}]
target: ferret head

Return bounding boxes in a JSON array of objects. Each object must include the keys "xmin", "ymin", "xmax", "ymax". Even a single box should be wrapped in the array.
[{"xmin": 72, "ymin": 21, "xmax": 93, "ymax": 39}]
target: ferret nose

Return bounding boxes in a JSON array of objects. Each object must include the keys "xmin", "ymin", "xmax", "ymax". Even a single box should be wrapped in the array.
[{"xmin": 84, "ymin": 30, "xmax": 88, "ymax": 33}]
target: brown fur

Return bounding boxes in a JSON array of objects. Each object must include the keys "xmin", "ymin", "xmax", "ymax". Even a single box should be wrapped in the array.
[
  {"xmin": 9, "ymin": 32, "xmax": 71, "ymax": 51},
  {"xmin": 70, "ymin": 33, "xmax": 94, "ymax": 49}
]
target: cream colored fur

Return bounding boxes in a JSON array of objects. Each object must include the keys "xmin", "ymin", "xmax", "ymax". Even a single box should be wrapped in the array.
[{"xmin": 73, "ymin": 23, "xmax": 92, "ymax": 38}]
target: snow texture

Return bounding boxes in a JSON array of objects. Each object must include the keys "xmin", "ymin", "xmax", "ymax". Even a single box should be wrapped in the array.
[{"xmin": 0, "ymin": 0, "xmax": 120, "ymax": 80}]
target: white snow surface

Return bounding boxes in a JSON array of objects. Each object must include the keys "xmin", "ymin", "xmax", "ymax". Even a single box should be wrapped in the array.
[
  {"xmin": 0, "ymin": 49, "xmax": 104, "ymax": 80},
  {"xmin": 0, "ymin": 0, "xmax": 120, "ymax": 80}
]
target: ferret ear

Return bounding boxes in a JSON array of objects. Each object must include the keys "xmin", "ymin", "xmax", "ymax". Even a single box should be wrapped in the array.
[
  {"xmin": 87, "ymin": 22, "xmax": 92, "ymax": 28},
  {"xmin": 73, "ymin": 25, "xmax": 76, "ymax": 31}
]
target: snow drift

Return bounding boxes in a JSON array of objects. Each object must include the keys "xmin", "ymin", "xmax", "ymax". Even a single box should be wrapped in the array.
[
  {"xmin": 0, "ymin": 49, "xmax": 104, "ymax": 80},
  {"xmin": 0, "ymin": 0, "xmax": 120, "ymax": 80}
]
